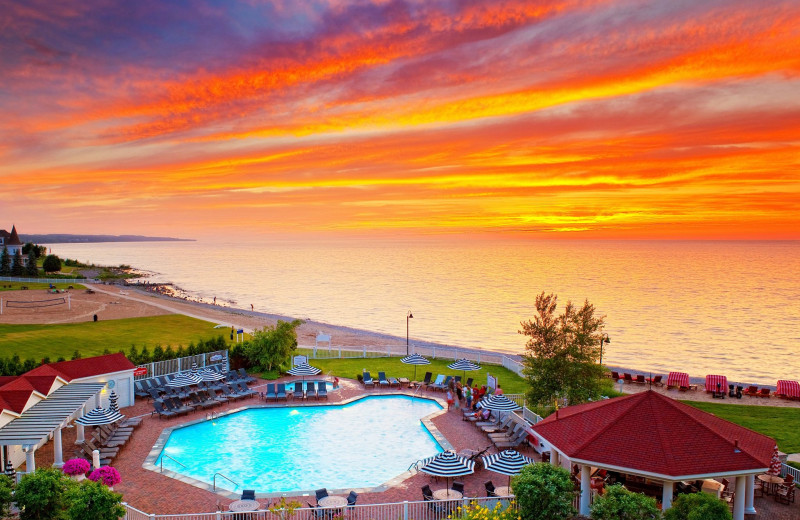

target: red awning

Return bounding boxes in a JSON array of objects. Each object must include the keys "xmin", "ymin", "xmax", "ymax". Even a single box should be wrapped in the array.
[
  {"xmin": 777, "ymin": 380, "xmax": 800, "ymax": 399},
  {"xmin": 667, "ymin": 372, "xmax": 689, "ymax": 388},
  {"xmin": 705, "ymin": 375, "xmax": 728, "ymax": 393}
]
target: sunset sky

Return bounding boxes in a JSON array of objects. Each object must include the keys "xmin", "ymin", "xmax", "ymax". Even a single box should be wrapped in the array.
[{"xmin": 1, "ymin": 0, "xmax": 799, "ymax": 240}]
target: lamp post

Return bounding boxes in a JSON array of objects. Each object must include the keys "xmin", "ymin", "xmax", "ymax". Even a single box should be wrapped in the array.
[
  {"xmin": 406, "ymin": 311, "xmax": 414, "ymax": 355},
  {"xmin": 599, "ymin": 333, "xmax": 610, "ymax": 365}
]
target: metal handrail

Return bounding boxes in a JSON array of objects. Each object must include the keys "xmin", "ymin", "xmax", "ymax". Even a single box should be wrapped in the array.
[
  {"xmin": 213, "ymin": 472, "xmax": 239, "ymax": 491},
  {"xmin": 160, "ymin": 455, "xmax": 186, "ymax": 472}
]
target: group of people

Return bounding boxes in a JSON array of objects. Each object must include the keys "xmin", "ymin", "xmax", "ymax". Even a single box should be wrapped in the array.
[{"xmin": 445, "ymin": 380, "xmax": 502, "ymax": 410}]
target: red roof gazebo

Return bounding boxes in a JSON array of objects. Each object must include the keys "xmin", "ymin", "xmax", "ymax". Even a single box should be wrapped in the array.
[{"xmin": 532, "ymin": 391, "xmax": 774, "ymax": 519}]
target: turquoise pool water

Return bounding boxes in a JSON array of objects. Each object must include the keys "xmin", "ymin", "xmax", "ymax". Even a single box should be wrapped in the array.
[{"xmin": 156, "ymin": 395, "xmax": 443, "ymax": 494}]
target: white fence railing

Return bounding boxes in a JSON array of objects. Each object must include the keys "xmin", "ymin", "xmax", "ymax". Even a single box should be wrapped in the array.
[
  {"xmin": 134, "ymin": 350, "xmax": 229, "ymax": 380},
  {"xmin": 0, "ymin": 276, "xmax": 100, "ymax": 284},
  {"xmin": 782, "ymin": 462, "xmax": 800, "ymax": 482},
  {"xmin": 123, "ymin": 496, "xmax": 515, "ymax": 520}
]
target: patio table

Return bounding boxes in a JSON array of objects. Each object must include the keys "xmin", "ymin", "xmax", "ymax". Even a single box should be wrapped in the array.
[
  {"xmin": 318, "ymin": 496, "xmax": 348, "ymax": 509},
  {"xmin": 776, "ymin": 380, "xmax": 800, "ymax": 399},
  {"xmin": 494, "ymin": 486, "xmax": 514, "ymax": 497},
  {"xmin": 705, "ymin": 375, "xmax": 728, "ymax": 393},
  {"xmin": 229, "ymin": 499, "xmax": 260, "ymax": 512},
  {"xmin": 758, "ymin": 474, "xmax": 784, "ymax": 495},
  {"xmin": 432, "ymin": 489, "xmax": 463, "ymax": 500}
]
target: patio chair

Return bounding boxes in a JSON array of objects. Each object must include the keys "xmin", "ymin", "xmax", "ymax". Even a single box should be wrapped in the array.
[
  {"xmin": 188, "ymin": 391, "xmax": 217, "ymax": 410},
  {"xmin": 226, "ymin": 370, "xmax": 241, "ymax": 382},
  {"xmin": 635, "ymin": 375, "xmax": 646, "ymax": 384},
  {"xmin": 481, "ymin": 415, "xmax": 514, "ymax": 433},
  {"xmin": 306, "ymin": 381, "xmax": 317, "ymax": 400},
  {"xmin": 420, "ymin": 372, "xmax": 433, "ymax": 387},
  {"xmin": 647, "ymin": 375, "xmax": 663, "ymax": 386},
  {"xmin": 197, "ymin": 389, "xmax": 222, "ymax": 407},
  {"xmin": 378, "ymin": 371, "xmax": 390, "ymax": 388},
  {"xmin": 388, "ymin": 375, "xmax": 401, "ymax": 387},
  {"xmin": 276, "ymin": 383, "xmax": 287, "ymax": 400},
  {"xmin": 205, "ymin": 387, "xmax": 229, "ymax": 403},
  {"xmin": 427, "ymin": 374, "xmax": 445, "ymax": 391},
  {"xmin": 363, "ymin": 372, "xmax": 375, "ymax": 389},
  {"xmin": 493, "ymin": 428, "xmax": 529, "ymax": 449},
  {"xmin": 610, "ymin": 371, "xmax": 620, "ymax": 380},
  {"xmin": 307, "ymin": 503, "xmax": 327, "ymax": 519},
  {"xmin": 623, "ymin": 373, "xmax": 634, "ymax": 384},
  {"xmin": 776, "ymin": 479, "xmax": 796, "ymax": 504},
  {"xmin": 347, "ymin": 491, "xmax": 358, "ymax": 508},
  {"xmin": 465, "ymin": 378, "xmax": 473, "ymax": 388},
  {"xmin": 454, "ymin": 376, "xmax": 462, "ymax": 385},
  {"xmin": 134, "ymin": 380, "xmax": 149, "ymax": 398},
  {"xmin": 237, "ymin": 368, "xmax": 257, "ymax": 384},
  {"xmin": 758, "ymin": 388, "xmax": 771, "ymax": 398},
  {"xmin": 317, "ymin": 381, "xmax": 328, "ymax": 399},
  {"xmin": 233, "ymin": 381, "xmax": 257, "ymax": 398},
  {"xmin": 165, "ymin": 396, "xmax": 193, "ymax": 415},
  {"xmin": 745, "ymin": 385, "xmax": 759, "ymax": 397},
  {"xmin": 421, "ymin": 485, "xmax": 433, "ymax": 500},
  {"xmin": 293, "ymin": 382, "xmax": 304, "ymax": 400},
  {"xmin": 264, "ymin": 383, "xmax": 277, "ymax": 401},
  {"xmin": 489, "ymin": 422, "xmax": 524, "ymax": 441},
  {"xmin": 485, "ymin": 481, "xmax": 497, "ymax": 497},
  {"xmin": 241, "ymin": 489, "xmax": 256, "ymax": 500},
  {"xmin": 75, "ymin": 443, "xmax": 114, "ymax": 465},
  {"xmin": 148, "ymin": 388, "xmax": 163, "ymax": 401},
  {"xmin": 315, "ymin": 488, "xmax": 329, "ymax": 503},
  {"xmin": 452, "ymin": 482, "xmax": 465, "ymax": 495},
  {"xmin": 753, "ymin": 478, "xmax": 764, "ymax": 498},
  {"xmin": 442, "ymin": 375, "xmax": 453, "ymax": 390},
  {"xmin": 222, "ymin": 383, "xmax": 247, "ymax": 400},
  {"xmin": 152, "ymin": 400, "xmax": 176, "ymax": 419}
]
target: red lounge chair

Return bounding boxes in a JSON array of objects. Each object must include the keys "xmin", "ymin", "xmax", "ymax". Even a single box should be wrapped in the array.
[
  {"xmin": 635, "ymin": 375, "xmax": 646, "ymax": 384},
  {"xmin": 758, "ymin": 388, "xmax": 771, "ymax": 398},
  {"xmin": 745, "ymin": 385, "xmax": 759, "ymax": 397},
  {"xmin": 623, "ymin": 373, "xmax": 634, "ymax": 383},
  {"xmin": 646, "ymin": 375, "xmax": 663, "ymax": 386},
  {"xmin": 610, "ymin": 371, "xmax": 620, "ymax": 380}
]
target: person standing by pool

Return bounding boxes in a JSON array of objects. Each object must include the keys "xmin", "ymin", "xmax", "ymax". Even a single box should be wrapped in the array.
[
  {"xmin": 446, "ymin": 388, "xmax": 454, "ymax": 410},
  {"xmin": 465, "ymin": 385, "xmax": 473, "ymax": 409},
  {"xmin": 455, "ymin": 382, "xmax": 463, "ymax": 409}
]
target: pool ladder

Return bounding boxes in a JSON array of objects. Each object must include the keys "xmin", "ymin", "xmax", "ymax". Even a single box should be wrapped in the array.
[
  {"xmin": 214, "ymin": 472, "xmax": 239, "ymax": 491},
  {"xmin": 160, "ymin": 455, "xmax": 186, "ymax": 473},
  {"xmin": 407, "ymin": 458, "xmax": 426, "ymax": 472}
]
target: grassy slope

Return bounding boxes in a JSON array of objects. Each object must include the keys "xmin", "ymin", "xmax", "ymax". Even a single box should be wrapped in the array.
[
  {"xmin": 0, "ymin": 315, "xmax": 228, "ymax": 360},
  {"xmin": 683, "ymin": 400, "xmax": 800, "ymax": 453},
  {"xmin": 299, "ymin": 353, "xmax": 529, "ymax": 394}
]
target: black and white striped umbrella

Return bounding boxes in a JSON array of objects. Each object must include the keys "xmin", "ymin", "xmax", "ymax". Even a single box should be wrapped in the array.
[
  {"xmin": 419, "ymin": 451, "xmax": 475, "ymax": 497},
  {"xmin": 197, "ymin": 367, "xmax": 225, "ymax": 381},
  {"xmin": 287, "ymin": 362, "xmax": 321, "ymax": 383},
  {"xmin": 166, "ymin": 371, "xmax": 202, "ymax": 387},
  {"xmin": 482, "ymin": 449, "xmax": 534, "ymax": 488},
  {"xmin": 401, "ymin": 353, "xmax": 430, "ymax": 380},
  {"xmin": 75, "ymin": 406, "xmax": 124, "ymax": 426},
  {"xmin": 108, "ymin": 391, "xmax": 119, "ymax": 413},
  {"xmin": 448, "ymin": 358, "xmax": 481, "ymax": 380},
  {"xmin": 478, "ymin": 394, "xmax": 521, "ymax": 412}
]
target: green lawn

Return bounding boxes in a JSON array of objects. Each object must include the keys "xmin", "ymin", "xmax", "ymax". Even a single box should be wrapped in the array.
[
  {"xmin": 0, "ymin": 282, "xmax": 83, "ymax": 292},
  {"xmin": 295, "ymin": 352, "xmax": 529, "ymax": 394},
  {"xmin": 683, "ymin": 400, "xmax": 800, "ymax": 453},
  {"xmin": 0, "ymin": 315, "xmax": 230, "ymax": 361}
]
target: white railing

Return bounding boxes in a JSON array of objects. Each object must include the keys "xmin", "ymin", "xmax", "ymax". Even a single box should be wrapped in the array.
[
  {"xmin": 134, "ymin": 350, "xmax": 229, "ymax": 380},
  {"xmin": 0, "ymin": 276, "xmax": 99, "ymax": 284},
  {"xmin": 522, "ymin": 406, "xmax": 545, "ymax": 425},
  {"xmin": 782, "ymin": 462, "xmax": 800, "ymax": 482},
  {"xmin": 123, "ymin": 496, "xmax": 515, "ymax": 520}
]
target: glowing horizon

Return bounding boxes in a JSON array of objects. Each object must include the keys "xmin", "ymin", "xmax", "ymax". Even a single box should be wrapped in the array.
[{"xmin": 1, "ymin": 0, "xmax": 798, "ymax": 240}]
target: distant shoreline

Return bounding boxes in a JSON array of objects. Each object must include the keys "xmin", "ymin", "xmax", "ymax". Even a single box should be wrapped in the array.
[{"xmin": 25, "ymin": 233, "xmax": 193, "ymax": 244}]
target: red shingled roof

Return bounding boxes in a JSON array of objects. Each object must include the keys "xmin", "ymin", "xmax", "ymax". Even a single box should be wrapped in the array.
[
  {"xmin": 6, "ymin": 225, "xmax": 22, "ymax": 246},
  {"xmin": 0, "ymin": 378, "xmax": 45, "ymax": 414},
  {"xmin": 47, "ymin": 353, "xmax": 135, "ymax": 381},
  {"xmin": 532, "ymin": 390, "xmax": 774, "ymax": 478},
  {"xmin": 0, "ymin": 376, "xmax": 16, "ymax": 387}
]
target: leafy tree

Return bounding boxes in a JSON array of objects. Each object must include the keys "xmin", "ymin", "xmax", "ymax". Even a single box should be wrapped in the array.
[
  {"xmin": 590, "ymin": 484, "xmax": 661, "ymax": 520},
  {"xmin": 22, "ymin": 243, "xmax": 46, "ymax": 258},
  {"xmin": 0, "ymin": 247, "xmax": 9, "ymax": 276},
  {"xmin": 26, "ymin": 249, "xmax": 39, "ymax": 276},
  {"xmin": 513, "ymin": 462, "xmax": 576, "ymax": 520},
  {"xmin": 519, "ymin": 292, "xmax": 607, "ymax": 407},
  {"xmin": 0, "ymin": 474, "xmax": 14, "ymax": 518},
  {"xmin": 14, "ymin": 467, "xmax": 76, "ymax": 520},
  {"xmin": 64, "ymin": 480, "xmax": 125, "ymax": 520},
  {"xmin": 663, "ymin": 492, "xmax": 732, "ymax": 520},
  {"xmin": 11, "ymin": 248, "xmax": 24, "ymax": 276},
  {"xmin": 245, "ymin": 319, "xmax": 303, "ymax": 372},
  {"xmin": 43, "ymin": 254, "xmax": 62, "ymax": 274}
]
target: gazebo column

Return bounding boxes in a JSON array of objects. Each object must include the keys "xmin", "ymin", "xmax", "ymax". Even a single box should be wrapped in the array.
[
  {"xmin": 733, "ymin": 475, "xmax": 746, "ymax": 520},
  {"xmin": 75, "ymin": 405, "xmax": 86, "ymax": 443},
  {"xmin": 661, "ymin": 481, "xmax": 673, "ymax": 510},
  {"xmin": 579, "ymin": 464, "xmax": 591, "ymax": 516},
  {"xmin": 549, "ymin": 450, "xmax": 559, "ymax": 467},
  {"xmin": 23, "ymin": 445, "xmax": 36, "ymax": 473},
  {"xmin": 52, "ymin": 427, "xmax": 64, "ymax": 468},
  {"xmin": 744, "ymin": 474, "xmax": 756, "ymax": 515}
]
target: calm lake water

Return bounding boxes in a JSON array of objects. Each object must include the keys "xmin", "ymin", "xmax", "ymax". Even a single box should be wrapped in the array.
[{"xmin": 50, "ymin": 239, "xmax": 800, "ymax": 384}]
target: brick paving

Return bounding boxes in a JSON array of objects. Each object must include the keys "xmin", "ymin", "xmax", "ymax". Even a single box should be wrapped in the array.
[{"xmin": 29, "ymin": 376, "xmax": 799, "ymax": 518}]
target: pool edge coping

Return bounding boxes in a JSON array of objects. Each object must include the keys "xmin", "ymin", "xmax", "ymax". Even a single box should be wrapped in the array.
[{"xmin": 143, "ymin": 391, "xmax": 452, "ymax": 500}]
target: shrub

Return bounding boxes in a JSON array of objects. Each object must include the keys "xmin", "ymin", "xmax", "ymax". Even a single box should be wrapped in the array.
[
  {"xmin": 590, "ymin": 484, "xmax": 661, "ymax": 520},
  {"xmin": 62, "ymin": 458, "xmax": 91, "ymax": 477},
  {"xmin": 88, "ymin": 466, "xmax": 121, "ymax": 487},
  {"xmin": 513, "ymin": 462, "xmax": 576, "ymax": 520},
  {"xmin": 42, "ymin": 254, "xmax": 62, "ymax": 273},
  {"xmin": 64, "ymin": 480, "xmax": 125, "ymax": 520},
  {"xmin": 448, "ymin": 499, "xmax": 518, "ymax": 520},
  {"xmin": 663, "ymin": 492, "xmax": 732, "ymax": 520},
  {"xmin": 14, "ymin": 467, "xmax": 76, "ymax": 520},
  {"xmin": 0, "ymin": 474, "xmax": 14, "ymax": 518}
]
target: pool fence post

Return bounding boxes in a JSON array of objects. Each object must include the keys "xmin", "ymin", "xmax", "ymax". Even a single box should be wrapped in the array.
[
  {"xmin": 363, "ymin": 346, "xmax": 366, "ymax": 358},
  {"xmin": 338, "ymin": 346, "xmax": 341, "ymax": 358},
  {"xmin": 403, "ymin": 500, "xmax": 408, "ymax": 520}
]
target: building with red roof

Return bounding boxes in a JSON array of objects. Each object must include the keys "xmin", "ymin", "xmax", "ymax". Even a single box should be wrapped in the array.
[
  {"xmin": 532, "ymin": 391, "xmax": 773, "ymax": 519},
  {"xmin": 0, "ymin": 225, "xmax": 27, "ymax": 266}
]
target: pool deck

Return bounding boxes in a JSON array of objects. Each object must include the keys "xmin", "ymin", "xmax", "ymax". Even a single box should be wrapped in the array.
[{"xmin": 30, "ymin": 375, "xmax": 799, "ymax": 518}]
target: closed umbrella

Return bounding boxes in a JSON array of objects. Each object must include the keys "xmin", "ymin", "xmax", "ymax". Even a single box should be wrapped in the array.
[
  {"xmin": 448, "ymin": 358, "xmax": 481, "ymax": 381},
  {"xmin": 768, "ymin": 445, "xmax": 782, "ymax": 476},
  {"xmin": 75, "ymin": 406, "xmax": 125, "ymax": 426},
  {"xmin": 108, "ymin": 391, "xmax": 119, "ymax": 413},
  {"xmin": 287, "ymin": 362, "xmax": 321, "ymax": 384},
  {"xmin": 419, "ymin": 450, "xmax": 475, "ymax": 497},
  {"xmin": 482, "ymin": 449, "xmax": 534, "ymax": 489},
  {"xmin": 401, "ymin": 353, "xmax": 430, "ymax": 380}
]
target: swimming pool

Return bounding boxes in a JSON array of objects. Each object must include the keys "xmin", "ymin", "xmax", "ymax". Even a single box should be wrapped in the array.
[{"xmin": 154, "ymin": 395, "xmax": 444, "ymax": 495}]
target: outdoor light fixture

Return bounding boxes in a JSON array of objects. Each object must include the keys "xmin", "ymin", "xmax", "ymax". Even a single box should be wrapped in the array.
[
  {"xmin": 406, "ymin": 311, "xmax": 414, "ymax": 355},
  {"xmin": 599, "ymin": 333, "xmax": 610, "ymax": 365}
]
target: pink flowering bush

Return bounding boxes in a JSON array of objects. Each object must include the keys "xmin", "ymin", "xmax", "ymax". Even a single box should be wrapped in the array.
[
  {"xmin": 62, "ymin": 458, "xmax": 91, "ymax": 476},
  {"xmin": 88, "ymin": 466, "xmax": 121, "ymax": 487}
]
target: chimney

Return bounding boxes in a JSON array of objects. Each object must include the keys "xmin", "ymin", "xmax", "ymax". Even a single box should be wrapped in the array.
[{"xmin": 734, "ymin": 440, "xmax": 741, "ymax": 453}]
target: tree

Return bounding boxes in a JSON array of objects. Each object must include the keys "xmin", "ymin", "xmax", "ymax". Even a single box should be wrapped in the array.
[
  {"xmin": 590, "ymin": 484, "xmax": 661, "ymax": 520},
  {"xmin": 11, "ymin": 248, "xmax": 24, "ymax": 276},
  {"xmin": 0, "ymin": 247, "xmax": 9, "ymax": 276},
  {"xmin": 64, "ymin": 480, "xmax": 125, "ymax": 520},
  {"xmin": 26, "ymin": 249, "xmax": 39, "ymax": 276},
  {"xmin": 519, "ymin": 292, "xmax": 607, "ymax": 407},
  {"xmin": 22, "ymin": 243, "xmax": 46, "ymax": 258},
  {"xmin": 513, "ymin": 462, "xmax": 576, "ymax": 520},
  {"xmin": 43, "ymin": 254, "xmax": 62, "ymax": 273},
  {"xmin": 14, "ymin": 467, "xmax": 76, "ymax": 520},
  {"xmin": 245, "ymin": 319, "xmax": 303, "ymax": 372},
  {"xmin": 663, "ymin": 492, "xmax": 732, "ymax": 520},
  {"xmin": 0, "ymin": 474, "xmax": 14, "ymax": 518}
]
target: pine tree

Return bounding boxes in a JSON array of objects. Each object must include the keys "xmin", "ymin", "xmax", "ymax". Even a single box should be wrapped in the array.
[
  {"xmin": 0, "ymin": 247, "xmax": 9, "ymax": 276},
  {"xmin": 11, "ymin": 249, "xmax": 24, "ymax": 276},
  {"xmin": 26, "ymin": 250, "xmax": 38, "ymax": 276}
]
